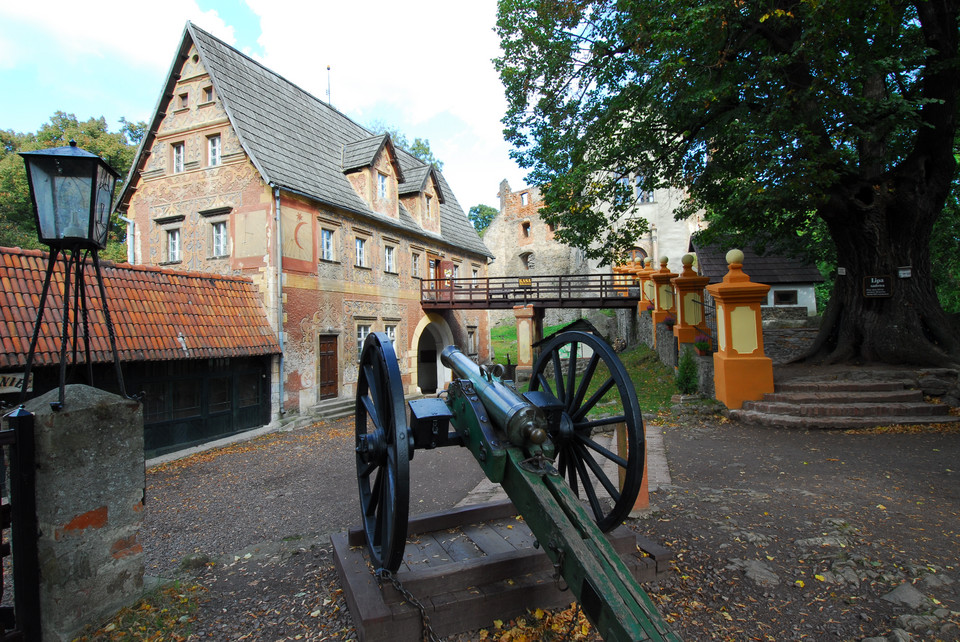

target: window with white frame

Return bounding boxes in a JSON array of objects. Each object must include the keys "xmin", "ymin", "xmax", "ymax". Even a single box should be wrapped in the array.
[
  {"xmin": 424, "ymin": 194, "xmax": 432, "ymax": 217},
  {"xmin": 356, "ymin": 324, "xmax": 371, "ymax": 357},
  {"xmin": 167, "ymin": 228, "xmax": 181, "ymax": 263},
  {"xmin": 321, "ymin": 228, "xmax": 335, "ymax": 261},
  {"xmin": 208, "ymin": 135, "xmax": 221, "ymax": 166},
  {"xmin": 355, "ymin": 237, "xmax": 367, "ymax": 267},
  {"xmin": 202, "ymin": 85, "xmax": 214, "ymax": 103},
  {"xmin": 384, "ymin": 324, "xmax": 397, "ymax": 344},
  {"xmin": 412, "ymin": 252, "xmax": 421, "ymax": 277},
  {"xmin": 211, "ymin": 221, "xmax": 228, "ymax": 257},
  {"xmin": 384, "ymin": 245, "xmax": 396, "ymax": 273},
  {"xmin": 453, "ymin": 263, "xmax": 460, "ymax": 278},
  {"xmin": 172, "ymin": 142, "xmax": 185, "ymax": 173},
  {"xmin": 378, "ymin": 173, "xmax": 388, "ymax": 199}
]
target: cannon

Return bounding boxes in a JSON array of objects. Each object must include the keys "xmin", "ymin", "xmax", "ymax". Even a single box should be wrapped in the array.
[{"xmin": 355, "ymin": 330, "xmax": 680, "ymax": 641}]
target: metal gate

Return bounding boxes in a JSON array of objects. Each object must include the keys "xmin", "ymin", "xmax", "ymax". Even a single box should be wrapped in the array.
[{"xmin": 0, "ymin": 407, "xmax": 40, "ymax": 641}]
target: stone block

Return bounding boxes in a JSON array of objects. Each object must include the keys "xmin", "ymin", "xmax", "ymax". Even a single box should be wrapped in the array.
[{"xmin": 25, "ymin": 384, "xmax": 145, "ymax": 642}]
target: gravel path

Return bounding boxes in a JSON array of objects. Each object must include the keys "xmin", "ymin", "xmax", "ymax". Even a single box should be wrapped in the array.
[{"xmin": 141, "ymin": 407, "xmax": 960, "ymax": 641}]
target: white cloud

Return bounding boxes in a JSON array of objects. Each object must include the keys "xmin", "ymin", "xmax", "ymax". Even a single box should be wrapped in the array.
[
  {"xmin": 0, "ymin": 0, "xmax": 528, "ymax": 209},
  {"xmin": 0, "ymin": 1, "xmax": 236, "ymax": 72},
  {"xmin": 242, "ymin": 0, "xmax": 527, "ymax": 208}
]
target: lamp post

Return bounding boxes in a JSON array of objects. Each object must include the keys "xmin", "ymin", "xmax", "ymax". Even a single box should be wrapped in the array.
[{"xmin": 17, "ymin": 140, "xmax": 128, "ymax": 410}]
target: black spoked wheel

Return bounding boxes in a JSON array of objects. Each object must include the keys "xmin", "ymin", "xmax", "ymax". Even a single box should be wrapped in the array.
[
  {"xmin": 355, "ymin": 332, "xmax": 410, "ymax": 573},
  {"xmin": 530, "ymin": 331, "xmax": 644, "ymax": 532}
]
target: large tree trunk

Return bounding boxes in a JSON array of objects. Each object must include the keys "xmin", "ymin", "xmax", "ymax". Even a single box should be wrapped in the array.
[{"xmin": 808, "ymin": 170, "xmax": 960, "ymax": 367}]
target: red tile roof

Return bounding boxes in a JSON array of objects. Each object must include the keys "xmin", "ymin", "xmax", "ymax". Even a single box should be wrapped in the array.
[{"xmin": 1, "ymin": 246, "xmax": 280, "ymax": 368}]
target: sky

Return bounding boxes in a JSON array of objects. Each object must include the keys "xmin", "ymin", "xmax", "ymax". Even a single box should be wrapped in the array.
[{"xmin": 0, "ymin": 0, "xmax": 530, "ymax": 211}]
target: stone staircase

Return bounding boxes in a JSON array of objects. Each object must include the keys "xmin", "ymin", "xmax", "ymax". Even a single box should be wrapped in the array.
[
  {"xmin": 309, "ymin": 397, "xmax": 357, "ymax": 422},
  {"xmin": 727, "ymin": 370, "xmax": 960, "ymax": 429}
]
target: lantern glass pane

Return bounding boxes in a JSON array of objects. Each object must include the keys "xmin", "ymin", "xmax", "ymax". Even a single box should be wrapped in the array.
[
  {"xmin": 26, "ymin": 159, "xmax": 57, "ymax": 241},
  {"xmin": 93, "ymin": 163, "xmax": 115, "ymax": 248},
  {"xmin": 54, "ymin": 169, "xmax": 91, "ymax": 241}
]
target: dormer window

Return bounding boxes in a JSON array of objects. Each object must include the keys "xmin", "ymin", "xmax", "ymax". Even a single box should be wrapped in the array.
[
  {"xmin": 202, "ymin": 85, "xmax": 214, "ymax": 103},
  {"xmin": 378, "ymin": 173, "xmax": 388, "ymax": 200},
  {"xmin": 178, "ymin": 92, "xmax": 189, "ymax": 109},
  {"xmin": 425, "ymin": 194, "xmax": 432, "ymax": 217}
]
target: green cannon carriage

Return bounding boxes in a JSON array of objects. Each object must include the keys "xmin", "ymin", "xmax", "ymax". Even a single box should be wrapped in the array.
[{"xmin": 355, "ymin": 330, "xmax": 680, "ymax": 641}]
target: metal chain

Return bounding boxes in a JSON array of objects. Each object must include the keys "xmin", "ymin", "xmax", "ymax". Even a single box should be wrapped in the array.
[
  {"xmin": 376, "ymin": 569, "xmax": 443, "ymax": 642},
  {"xmin": 562, "ymin": 600, "xmax": 582, "ymax": 642}
]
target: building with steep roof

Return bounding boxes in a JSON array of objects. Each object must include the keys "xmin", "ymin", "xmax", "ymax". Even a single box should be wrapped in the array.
[
  {"xmin": 0, "ymin": 246, "xmax": 280, "ymax": 457},
  {"xmin": 116, "ymin": 23, "xmax": 493, "ymax": 417}
]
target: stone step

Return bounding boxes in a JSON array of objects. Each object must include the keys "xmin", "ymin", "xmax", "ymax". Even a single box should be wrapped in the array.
[
  {"xmin": 310, "ymin": 398, "xmax": 356, "ymax": 421},
  {"xmin": 740, "ymin": 400, "xmax": 950, "ymax": 418},
  {"xmin": 776, "ymin": 380, "xmax": 915, "ymax": 394},
  {"xmin": 762, "ymin": 389, "xmax": 924, "ymax": 404},
  {"xmin": 728, "ymin": 409, "xmax": 960, "ymax": 430}
]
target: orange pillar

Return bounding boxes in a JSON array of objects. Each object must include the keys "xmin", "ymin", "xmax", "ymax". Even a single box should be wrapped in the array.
[
  {"xmin": 706, "ymin": 249, "xmax": 774, "ymax": 409},
  {"xmin": 671, "ymin": 253, "xmax": 711, "ymax": 345},
  {"xmin": 650, "ymin": 256, "xmax": 678, "ymax": 326},
  {"xmin": 636, "ymin": 257, "xmax": 656, "ymax": 314}
]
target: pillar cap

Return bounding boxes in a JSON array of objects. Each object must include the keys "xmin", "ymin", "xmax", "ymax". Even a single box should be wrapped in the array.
[{"xmin": 726, "ymin": 249, "xmax": 745, "ymax": 265}]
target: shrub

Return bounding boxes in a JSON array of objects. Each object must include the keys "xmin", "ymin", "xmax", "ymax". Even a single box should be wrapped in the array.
[{"xmin": 676, "ymin": 347, "xmax": 699, "ymax": 395}]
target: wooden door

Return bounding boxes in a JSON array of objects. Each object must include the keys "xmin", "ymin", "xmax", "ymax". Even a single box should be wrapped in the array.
[{"xmin": 318, "ymin": 335, "xmax": 338, "ymax": 400}]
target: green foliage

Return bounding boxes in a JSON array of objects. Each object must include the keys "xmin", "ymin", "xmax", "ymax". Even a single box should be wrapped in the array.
[
  {"xmin": 933, "ymin": 187, "xmax": 960, "ymax": 314},
  {"xmin": 496, "ymin": 0, "xmax": 960, "ymax": 363},
  {"xmin": 468, "ymin": 204, "xmax": 498, "ymax": 235},
  {"xmin": 368, "ymin": 120, "xmax": 444, "ymax": 170},
  {"xmin": 676, "ymin": 348, "xmax": 699, "ymax": 395},
  {"xmin": 0, "ymin": 112, "xmax": 146, "ymax": 252},
  {"xmin": 494, "ymin": 0, "xmax": 956, "ymax": 260}
]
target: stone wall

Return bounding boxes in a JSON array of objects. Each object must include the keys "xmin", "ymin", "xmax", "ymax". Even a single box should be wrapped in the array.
[{"xmin": 23, "ymin": 385, "xmax": 145, "ymax": 642}]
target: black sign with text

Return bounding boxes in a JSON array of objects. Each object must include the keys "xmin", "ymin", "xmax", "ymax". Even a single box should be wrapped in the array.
[{"xmin": 863, "ymin": 276, "xmax": 892, "ymax": 298}]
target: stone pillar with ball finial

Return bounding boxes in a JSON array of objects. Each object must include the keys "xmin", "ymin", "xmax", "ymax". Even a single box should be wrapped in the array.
[
  {"xmin": 705, "ymin": 249, "xmax": 774, "ymax": 409},
  {"xmin": 671, "ymin": 253, "xmax": 712, "ymax": 345}
]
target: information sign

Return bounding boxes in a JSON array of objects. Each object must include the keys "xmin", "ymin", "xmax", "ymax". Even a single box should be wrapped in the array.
[{"xmin": 863, "ymin": 276, "xmax": 892, "ymax": 298}]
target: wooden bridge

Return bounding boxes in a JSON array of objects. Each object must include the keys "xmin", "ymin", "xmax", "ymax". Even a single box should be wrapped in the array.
[{"xmin": 420, "ymin": 273, "xmax": 641, "ymax": 310}]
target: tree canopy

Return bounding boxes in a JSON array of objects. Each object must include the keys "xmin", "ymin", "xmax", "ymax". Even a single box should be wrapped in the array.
[
  {"xmin": 496, "ymin": 0, "xmax": 960, "ymax": 365},
  {"xmin": 0, "ymin": 112, "xmax": 146, "ymax": 259},
  {"xmin": 468, "ymin": 204, "xmax": 498, "ymax": 235}
]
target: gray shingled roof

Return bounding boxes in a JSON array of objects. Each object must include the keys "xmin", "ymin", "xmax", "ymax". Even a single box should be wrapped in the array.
[
  {"xmin": 692, "ymin": 242, "xmax": 824, "ymax": 285},
  {"xmin": 398, "ymin": 165, "xmax": 445, "ymax": 203},
  {"xmin": 119, "ymin": 22, "xmax": 490, "ymax": 259}
]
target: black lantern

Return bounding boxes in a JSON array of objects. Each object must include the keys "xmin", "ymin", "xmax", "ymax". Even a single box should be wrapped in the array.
[
  {"xmin": 15, "ymin": 141, "xmax": 128, "ymax": 410},
  {"xmin": 20, "ymin": 140, "xmax": 119, "ymax": 250}
]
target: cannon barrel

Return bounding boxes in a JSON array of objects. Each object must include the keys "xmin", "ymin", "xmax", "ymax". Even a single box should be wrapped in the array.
[{"xmin": 440, "ymin": 345, "xmax": 547, "ymax": 448}]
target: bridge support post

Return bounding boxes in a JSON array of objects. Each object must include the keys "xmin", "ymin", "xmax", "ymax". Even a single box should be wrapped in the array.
[{"xmin": 513, "ymin": 304, "xmax": 543, "ymax": 382}]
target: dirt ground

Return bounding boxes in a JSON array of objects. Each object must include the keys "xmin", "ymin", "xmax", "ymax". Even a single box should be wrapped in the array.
[{"xmin": 136, "ymin": 404, "xmax": 960, "ymax": 641}]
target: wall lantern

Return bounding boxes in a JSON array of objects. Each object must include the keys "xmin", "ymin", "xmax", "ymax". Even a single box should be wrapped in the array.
[{"xmin": 15, "ymin": 141, "xmax": 129, "ymax": 410}]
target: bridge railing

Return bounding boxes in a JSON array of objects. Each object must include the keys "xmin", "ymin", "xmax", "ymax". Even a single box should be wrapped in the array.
[{"xmin": 420, "ymin": 273, "xmax": 640, "ymax": 309}]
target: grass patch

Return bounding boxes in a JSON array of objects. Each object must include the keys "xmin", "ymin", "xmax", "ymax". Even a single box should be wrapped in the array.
[
  {"xmin": 73, "ymin": 581, "xmax": 206, "ymax": 641},
  {"xmin": 490, "ymin": 322, "xmax": 676, "ymax": 415}
]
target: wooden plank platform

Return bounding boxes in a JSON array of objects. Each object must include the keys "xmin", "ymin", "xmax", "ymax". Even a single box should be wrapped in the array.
[{"xmin": 332, "ymin": 500, "xmax": 672, "ymax": 642}]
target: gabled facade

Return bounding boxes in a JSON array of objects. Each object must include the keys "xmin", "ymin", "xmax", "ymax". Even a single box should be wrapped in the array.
[{"xmin": 117, "ymin": 23, "xmax": 493, "ymax": 417}]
